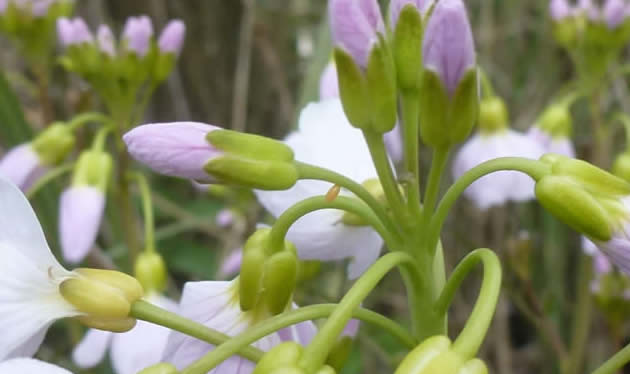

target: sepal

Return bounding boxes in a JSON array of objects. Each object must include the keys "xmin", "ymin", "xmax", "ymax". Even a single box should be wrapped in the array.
[
  {"xmin": 204, "ymin": 156, "xmax": 298, "ymax": 190},
  {"xmin": 478, "ymin": 96, "xmax": 507, "ymax": 134},
  {"xmin": 393, "ymin": 336, "xmax": 488, "ymax": 374},
  {"xmin": 252, "ymin": 342, "xmax": 303, "ymax": 374},
  {"xmin": 134, "ymin": 252, "xmax": 168, "ymax": 293},
  {"xmin": 365, "ymin": 38, "xmax": 397, "ymax": 133},
  {"xmin": 334, "ymin": 47, "xmax": 371, "ymax": 130},
  {"xmin": 72, "ymin": 150, "xmax": 113, "ymax": 190},
  {"xmin": 393, "ymin": 4, "xmax": 424, "ymax": 91},
  {"xmin": 31, "ymin": 123, "xmax": 75, "ymax": 166}
]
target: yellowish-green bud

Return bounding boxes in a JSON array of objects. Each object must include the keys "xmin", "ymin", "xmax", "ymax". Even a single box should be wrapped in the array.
[
  {"xmin": 551, "ymin": 157, "xmax": 630, "ymax": 197},
  {"xmin": 393, "ymin": 336, "xmax": 488, "ymax": 374},
  {"xmin": 31, "ymin": 123, "xmax": 75, "ymax": 166},
  {"xmin": 60, "ymin": 277, "xmax": 132, "ymax": 318},
  {"xmin": 393, "ymin": 5, "xmax": 424, "ymax": 92},
  {"xmin": 262, "ymin": 250, "xmax": 298, "ymax": 315},
  {"xmin": 74, "ymin": 268, "xmax": 144, "ymax": 302},
  {"xmin": 134, "ymin": 252, "xmax": 168, "ymax": 293},
  {"xmin": 478, "ymin": 97, "xmax": 508, "ymax": 134},
  {"xmin": 137, "ymin": 363, "xmax": 179, "ymax": 374},
  {"xmin": 252, "ymin": 342, "xmax": 304, "ymax": 374},
  {"xmin": 72, "ymin": 150, "xmax": 113, "ymax": 190},
  {"xmin": 76, "ymin": 316, "xmax": 137, "ymax": 333}
]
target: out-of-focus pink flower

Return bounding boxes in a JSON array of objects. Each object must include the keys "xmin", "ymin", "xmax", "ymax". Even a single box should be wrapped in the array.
[
  {"xmin": 57, "ymin": 17, "xmax": 94, "ymax": 47},
  {"xmin": 342, "ymin": 319, "xmax": 360, "ymax": 337},
  {"xmin": 58, "ymin": 186, "xmax": 105, "ymax": 264},
  {"xmin": 389, "ymin": 0, "xmax": 434, "ymax": 29},
  {"xmin": 218, "ymin": 248, "xmax": 243, "ymax": 278},
  {"xmin": 526, "ymin": 127, "xmax": 576, "ymax": 158},
  {"xmin": 319, "ymin": 62, "xmax": 339, "ymax": 100},
  {"xmin": 158, "ymin": 19, "xmax": 186, "ymax": 55},
  {"xmin": 124, "ymin": 122, "xmax": 223, "ymax": 182},
  {"xmin": 123, "ymin": 15, "xmax": 154, "ymax": 57},
  {"xmin": 329, "ymin": 0, "xmax": 385, "ymax": 67},
  {"xmin": 423, "ymin": 0, "xmax": 475, "ymax": 96},
  {"xmin": 0, "ymin": 144, "xmax": 47, "ymax": 191},
  {"xmin": 215, "ymin": 209, "xmax": 235, "ymax": 228},
  {"xmin": 603, "ymin": 0, "xmax": 626, "ymax": 28},
  {"xmin": 550, "ymin": 0, "xmax": 573, "ymax": 21},
  {"xmin": 97, "ymin": 24, "xmax": 116, "ymax": 57}
]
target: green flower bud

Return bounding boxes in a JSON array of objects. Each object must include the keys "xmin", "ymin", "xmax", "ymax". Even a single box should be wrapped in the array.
[
  {"xmin": 72, "ymin": 150, "xmax": 113, "ymax": 190},
  {"xmin": 262, "ymin": 250, "xmax": 298, "ymax": 315},
  {"xmin": 76, "ymin": 316, "xmax": 137, "ymax": 333},
  {"xmin": 392, "ymin": 5, "xmax": 423, "ymax": 92},
  {"xmin": 31, "ymin": 123, "xmax": 75, "ymax": 166},
  {"xmin": 134, "ymin": 252, "xmax": 168, "ymax": 293},
  {"xmin": 550, "ymin": 157, "xmax": 630, "ymax": 197},
  {"xmin": 394, "ymin": 336, "xmax": 488, "ymax": 374},
  {"xmin": 334, "ymin": 48, "xmax": 371, "ymax": 130},
  {"xmin": 207, "ymin": 129, "xmax": 294, "ymax": 162},
  {"xmin": 252, "ymin": 342, "xmax": 303, "ymax": 374},
  {"xmin": 478, "ymin": 96, "xmax": 508, "ymax": 134},
  {"xmin": 538, "ymin": 104, "xmax": 572, "ymax": 138},
  {"xmin": 137, "ymin": 363, "xmax": 179, "ymax": 374},
  {"xmin": 205, "ymin": 156, "xmax": 299, "ymax": 190},
  {"xmin": 613, "ymin": 152, "xmax": 630, "ymax": 183}
]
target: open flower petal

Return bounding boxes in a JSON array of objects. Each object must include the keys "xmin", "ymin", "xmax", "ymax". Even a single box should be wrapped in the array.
[{"xmin": 0, "ymin": 358, "xmax": 73, "ymax": 374}]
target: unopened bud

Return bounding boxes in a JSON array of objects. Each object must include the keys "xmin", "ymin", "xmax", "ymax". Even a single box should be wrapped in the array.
[
  {"xmin": 252, "ymin": 342, "xmax": 303, "ymax": 374},
  {"xmin": 31, "ymin": 123, "xmax": 75, "ymax": 166},
  {"xmin": 76, "ymin": 316, "xmax": 137, "ymax": 332},
  {"xmin": 134, "ymin": 252, "xmax": 168, "ymax": 293},
  {"xmin": 72, "ymin": 150, "xmax": 113, "ymax": 190},
  {"xmin": 479, "ymin": 97, "xmax": 508, "ymax": 134}
]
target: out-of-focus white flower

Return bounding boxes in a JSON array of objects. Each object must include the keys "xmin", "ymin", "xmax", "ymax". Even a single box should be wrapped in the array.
[
  {"xmin": 527, "ymin": 127, "xmax": 575, "ymax": 158},
  {"xmin": 0, "ymin": 358, "xmax": 73, "ymax": 373},
  {"xmin": 255, "ymin": 99, "xmax": 384, "ymax": 279},
  {"xmin": 218, "ymin": 248, "xmax": 243, "ymax": 279},
  {"xmin": 452, "ymin": 130, "xmax": 545, "ymax": 210},
  {"xmin": 161, "ymin": 281, "xmax": 316, "ymax": 373},
  {"xmin": 73, "ymin": 294, "xmax": 178, "ymax": 374}
]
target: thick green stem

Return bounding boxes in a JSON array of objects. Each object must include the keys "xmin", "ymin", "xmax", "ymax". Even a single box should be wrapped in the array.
[
  {"xmin": 434, "ymin": 249, "xmax": 502, "ymax": 359},
  {"xmin": 269, "ymin": 195, "xmax": 400, "ymax": 252},
  {"xmin": 130, "ymin": 172, "xmax": 156, "ymax": 253},
  {"xmin": 422, "ymin": 148, "xmax": 450, "ymax": 230},
  {"xmin": 298, "ymin": 252, "xmax": 418, "ymax": 372},
  {"xmin": 180, "ymin": 304, "xmax": 417, "ymax": 374},
  {"xmin": 130, "ymin": 300, "xmax": 263, "ymax": 362},
  {"xmin": 591, "ymin": 342, "xmax": 630, "ymax": 374},
  {"xmin": 295, "ymin": 162, "xmax": 400, "ymax": 238},
  {"xmin": 428, "ymin": 157, "xmax": 551, "ymax": 254},
  {"xmin": 26, "ymin": 163, "xmax": 75, "ymax": 199},
  {"xmin": 400, "ymin": 91, "xmax": 422, "ymax": 219},
  {"xmin": 363, "ymin": 130, "xmax": 409, "ymax": 226}
]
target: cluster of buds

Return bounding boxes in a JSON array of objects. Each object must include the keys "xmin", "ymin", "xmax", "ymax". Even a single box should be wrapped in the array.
[
  {"xmin": 393, "ymin": 336, "xmax": 488, "ymax": 374},
  {"xmin": 550, "ymin": 0, "xmax": 630, "ymax": 82},
  {"xmin": 57, "ymin": 15, "xmax": 185, "ymax": 109},
  {"xmin": 0, "ymin": 0, "xmax": 72, "ymax": 60}
]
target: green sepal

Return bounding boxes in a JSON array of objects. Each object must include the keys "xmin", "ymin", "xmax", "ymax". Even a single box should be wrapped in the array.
[
  {"xmin": 334, "ymin": 47, "xmax": 371, "ymax": 130},
  {"xmin": 478, "ymin": 96, "xmax": 508, "ymax": 134},
  {"xmin": 366, "ymin": 38, "xmax": 398, "ymax": 133},
  {"xmin": 393, "ymin": 336, "xmax": 451, "ymax": 374},
  {"xmin": 535, "ymin": 176, "xmax": 612, "ymax": 241},
  {"xmin": 262, "ymin": 250, "xmax": 298, "ymax": 315},
  {"xmin": 137, "ymin": 363, "xmax": 179, "ymax": 374},
  {"xmin": 326, "ymin": 337, "xmax": 354, "ymax": 372},
  {"xmin": 538, "ymin": 104, "xmax": 572, "ymax": 137},
  {"xmin": 239, "ymin": 230, "xmax": 269, "ymax": 311},
  {"xmin": 204, "ymin": 156, "xmax": 298, "ymax": 191},
  {"xmin": 72, "ymin": 150, "xmax": 113, "ymax": 190},
  {"xmin": 134, "ymin": 252, "xmax": 168, "ymax": 294},
  {"xmin": 31, "ymin": 123, "xmax": 75, "ymax": 166},
  {"xmin": 613, "ymin": 152, "xmax": 630, "ymax": 183},
  {"xmin": 551, "ymin": 158, "xmax": 630, "ymax": 197},
  {"xmin": 419, "ymin": 70, "xmax": 449, "ymax": 148},
  {"xmin": 449, "ymin": 69, "xmax": 479, "ymax": 144},
  {"xmin": 393, "ymin": 4, "xmax": 423, "ymax": 92},
  {"xmin": 207, "ymin": 129, "xmax": 294, "ymax": 162},
  {"xmin": 154, "ymin": 53, "xmax": 176, "ymax": 83},
  {"xmin": 252, "ymin": 342, "xmax": 303, "ymax": 374}
]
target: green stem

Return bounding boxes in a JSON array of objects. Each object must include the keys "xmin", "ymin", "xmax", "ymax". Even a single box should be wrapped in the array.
[
  {"xmin": 363, "ymin": 130, "xmax": 409, "ymax": 226},
  {"xmin": 269, "ymin": 196, "xmax": 400, "ymax": 253},
  {"xmin": 67, "ymin": 112, "xmax": 111, "ymax": 131},
  {"xmin": 428, "ymin": 157, "xmax": 551, "ymax": 254},
  {"xmin": 130, "ymin": 300, "xmax": 263, "ymax": 362},
  {"xmin": 26, "ymin": 163, "xmax": 75, "ymax": 199},
  {"xmin": 610, "ymin": 112, "xmax": 630, "ymax": 150},
  {"xmin": 92, "ymin": 125, "xmax": 115, "ymax": 152},
  {"xmin": 591, "ymin": 342, "xmax": 630, "ymax": 374},
  {"xmin": 180, "ymin": 304, "xmax": 417, "ymax": 374},
  {"xmin": 298, "ymin": 252, "xmax": 418, "ymax": 372},
  {"xmin": 401, "ymin": 91, "xmax": 422, "ymax": 220},
  {"xmin": 421, "ymin": 148, "xmax": 450, "ymax": 231},
  {"xmin": 563, "ymin": 254, "xmax": 593, "ymax": 374},
  {"xmin": 434, "ymin": 249, "xmax": 502, "ymax": 359},
  {"xmin": 295, "ymin": 162, "xmax": 400, "ymax": 238},
  {"xmin": 479, "ymin": 68, "xmax": 495, "ymax": 99},
  {"xmin": 130, "ymin": 172, "xmax": 156, "ymax": 253}
]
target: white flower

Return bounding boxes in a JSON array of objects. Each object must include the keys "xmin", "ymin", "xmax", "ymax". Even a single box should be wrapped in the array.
[
  {"xmin": 255, "ymin": 99, "xmax": 384, "ymax": 279},
  {"xmin": 162, "ymin": 281, "xmax": 316, "ymax": 373},
  {"xmin": 0, "ymin": 175, "xmax": 79, "ymax": 360},
  {"xmin": 72, "ymin": 294, "xmax": 178, "ymax": 374},
  {"xmin": 0, "ymin": 358, "xmax": 73, "ymax": 373},
  {"xmin": 527, "ymin": 126, "xmax": 575, "ymax": 158},
  {"xmin": 452, "ymin": 130, "xmax": 545, "ymax": 210}
]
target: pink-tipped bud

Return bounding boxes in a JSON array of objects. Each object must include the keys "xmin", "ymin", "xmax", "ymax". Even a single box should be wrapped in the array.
[
  {"xmin": 158, "ymin": 19, "xmax": 186, "ymax": 55},
  {"xmin": 604, "ymin": 0, "xmax": 626, "ymax": 28},
  {"xmin": 329, "ymin": 0, "xmax": 386, "ymax": 68},
  {"xmin": 319, "ymin": 62, "xmax": 340, "ymax": 100},
  {"xmin": 123, "ymin": 15, "xmax": 154, "ymax": 57},
  {"xmin": 124, "ymin": 122, "xmax": 222, "ymax": 182},
  {"xmin": 389, "ymin": 0, "xmax": 434, "ymax": 29},
  {"xmin": 0, "ymin": 0, "xmax": 7, "ymax": 14},
  {"xmin": 423, "ymin": 0, "xmax": 475, "ymax": 96},
  {"xmin": 57, "ymin": 17, "xmax": 94, "ymax": 47},
  {"xmin": 59, "ymin": 186, "xmax": 106, "ymax": 264},
  {"xmin": 215, "ymin": 209, "xmax": 235, "ymax": 228},
  {"xmin": 578, "ymin": 0, "xmax": 601, "ymax": 21},
  {"xmin": 31, "ymin": 0, "xmax": 54, "ymax": 17},
  {"xmin": 97, "ymin": 24, "xmax": 116, "ymax": 57},
  {"xmin": 0, "ymin": 144, "xmax": 46, "ymax": 191},
  {"xmin": 550, "ymin": 0, "xmax": 573, "ymax": 21}
]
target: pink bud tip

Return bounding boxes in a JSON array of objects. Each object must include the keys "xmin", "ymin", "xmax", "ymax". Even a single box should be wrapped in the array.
[
  {"xmin": 123, "ymin": 15, "xmax": 154, "ymax": 57},
  {"xmin": 97, "ymin": 24, "xmax": 116, "ymax": 57},
  {"xmin": 158, "ymin": 19, "xmax": 186, "ymax": 55}
]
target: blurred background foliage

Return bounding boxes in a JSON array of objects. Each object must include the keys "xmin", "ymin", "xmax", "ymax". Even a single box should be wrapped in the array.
[{"xmin": 1, "ymin": 0, "xmax": 629, "ymax": 373}]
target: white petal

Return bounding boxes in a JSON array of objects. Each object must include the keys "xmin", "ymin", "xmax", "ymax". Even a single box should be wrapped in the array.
[
  {"xmin": 72, "ymin": 329, "xmax": 113, "ymax": 369},
  {"xmin": 0, "ymin": 176, "xmax": 76, "ymax": 360},
  {"xmin": 0, "ymin": 358, "xmax": 73, "ymax": 374}
]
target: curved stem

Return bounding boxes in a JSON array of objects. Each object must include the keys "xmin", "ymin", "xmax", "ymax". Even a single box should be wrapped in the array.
[
  {"xmin": 26, "ymin": 163, "xmax": 75, "ymax": 199},
  {"xmin": 434, "ymin": 248, "xmax": 502, "ymax": 359},
  {"xmin": 92, "ymin": 125, "xmax": 115, "ymax": 152},
  {"xmin": 295, "ymin": 162, "xmax": 401, "ymax": 238},
  {"xmin": 401, "ymin": 91, "xmax": 422, "ymax": 220},
  {"xmin": 363, "ymin": 130, "xmax": 409, "ymax": 226},
  {"xmin": 130, "ymin": 300, "xmax": 263, "ymax": 362},
  {"xmin": 67, "ymin": 112, "xmax": 111, "ymax": 131},
  {"xmin": 129, "ymin": 172, "xmax": 155, "ymax": 253},
  {"xmin": 298, "ymin": 252, "xmax": 419, "ymax": 372},
  {"xmin": 269, "ymin": 196, "xmax": 400, "ymax": 253},
  {"xmin": 180, "ymin": 304, "xmax": 417, "ymax": 374},
  {"xmin": 591, "ymin": 342, "xmax": 630, "ymax": 374},
  {"xmin": 428, "ymin": 157, "xmax": 551, "ymax": 254}
]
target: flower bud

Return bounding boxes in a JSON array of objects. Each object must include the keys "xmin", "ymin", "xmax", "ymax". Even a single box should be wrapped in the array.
[
  {"xmin": 137, "ymin": 363, "xmax": 179, "ymax": 374},
  {"xmin": 550, "ymin": 157, "xmax": 630, "ymax": 197},
  {"xmin": 478, "ymin": 96, "xmax": 508, "ymax": 134},
  {"xmin": 252, "ymin": 342, "xmax": 303, "ymax": 374},
  {"xmin": 134, "ymin": 252, "xmax": 168, "ymax": 293},
  {"xmin": 0, "ymin": 144, "xmax": 46, "ymax": 191},
  {"xmin": 57, "ymin": 17, "xmax": 94, "ymax": 47},
  {"xmin": 76, "ymin": 316, "xmax": 137, "ymax": 333},
  {"xmin": 604, "ymin": 0, "xmax": 626, "ymax": 29},
  {"xmin": 60, "ymin": 276, "xmax": 133, "ymax": 319},
  {"xmin": 31, "ymin": 123, "xmax": 76, "ymax": 166},
  {"xmin": 329, "ymin": 0, "xmax": 385, "ymax": 68},
  {"xmin": 97, "ymin": 24, "xmax": 116, "ymax": 57},
  {"xmin": 391, "ymin": 1, "xmax": 426, "ymax": 91},
  {"xmin": 419, "ymin": 0, "xmax": 478, "ymax": 148},
  {"xmin": 550, "ymin": 0, "xmax": 573, "ymax": 21},
  {"xmin": 613, "ymin": 152, "xmax": 630, "ymax": 182},
  {"xmin": 72, "ymin": 150, "xmax": 113, "ymax": 190},
  {"xmin": 158, "ymin": 19, "xmax": 185, "ymax": 55},
  {"xmin": 262, "ymin": 251, "xmax": 298, "ymax": 315},
  {"xmin": 123, "ymin": 15, "xmax": 154, "ymax": 57},
  {"xmin": 393, "ymin": 336, "xmax": 488, "ymax": 374}
]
